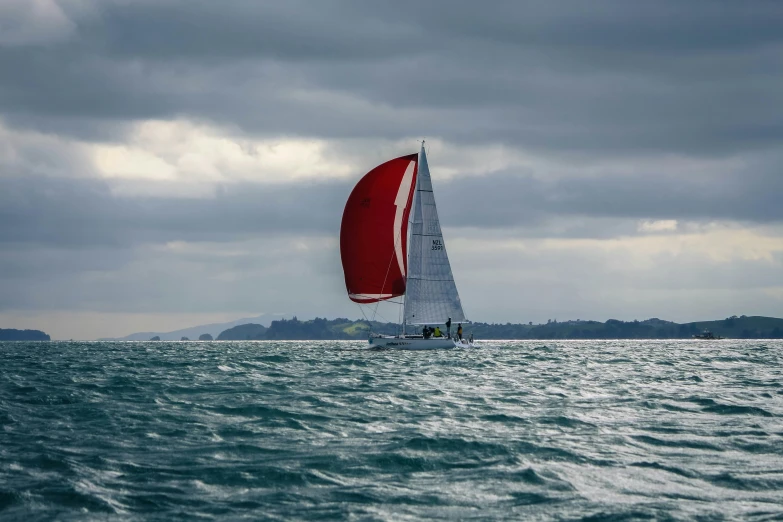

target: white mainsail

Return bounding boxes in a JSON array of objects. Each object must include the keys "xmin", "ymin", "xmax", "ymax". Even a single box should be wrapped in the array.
[{"xmin": 404, "ymin": 145, "xmax": 467, "ymax": 325}]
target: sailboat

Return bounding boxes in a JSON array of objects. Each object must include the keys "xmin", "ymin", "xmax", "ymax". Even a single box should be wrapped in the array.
[{"xmin": 340, "ymin": 143, "xmax": 472, "ymax": 349}]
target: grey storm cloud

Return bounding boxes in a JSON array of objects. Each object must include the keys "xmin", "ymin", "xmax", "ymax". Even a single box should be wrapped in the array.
[
  {"xmin": 1, "ymin": 0, "xmax": 782, "ymax": 154},
  {"xmin": 0, "ymin": 176, "xmax": 349, "ymax": 247},
  {"xmin": 2, "ymin": 155, "xmax": 781, "ymax": 251}
]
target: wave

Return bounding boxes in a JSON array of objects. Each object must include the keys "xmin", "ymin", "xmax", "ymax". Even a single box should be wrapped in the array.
[{"xmin": 1, "ymin": 339, "xmax": 781, "ymax": 519}]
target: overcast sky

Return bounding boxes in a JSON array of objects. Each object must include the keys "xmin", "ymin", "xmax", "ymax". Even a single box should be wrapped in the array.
[{"xmin": 1, "ymin": 0, "xmax": 782, "ymax": 339}]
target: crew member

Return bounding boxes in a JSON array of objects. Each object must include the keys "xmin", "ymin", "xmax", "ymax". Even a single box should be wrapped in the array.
[
  {"xmin": 433, "ymin": 326, "xmax": 442, "ymax": 337},
  {"xmin": 457, "ymin": 323, "xmax": 463, "ymax": 340}
]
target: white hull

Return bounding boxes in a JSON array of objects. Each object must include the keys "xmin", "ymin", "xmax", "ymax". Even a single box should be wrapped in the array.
[{"xmin": 369, "ymin": 335, "xmax": 474, "ymax": 350}]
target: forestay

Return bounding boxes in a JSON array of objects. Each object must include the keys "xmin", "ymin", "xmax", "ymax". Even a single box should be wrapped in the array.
[{"xmin": 404, "ymin": 146, "xmax": 467, "ymax": 325}]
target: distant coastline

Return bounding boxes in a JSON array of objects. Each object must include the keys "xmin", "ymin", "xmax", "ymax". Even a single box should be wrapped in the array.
[{"xmin": 6, "ymin": 315, "xmax": 782, "ymax": 342}]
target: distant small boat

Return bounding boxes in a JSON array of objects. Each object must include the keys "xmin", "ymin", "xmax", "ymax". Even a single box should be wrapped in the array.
[{"xmin": 693, "ymin": 329, "xmax": 722, "ymax": 340}]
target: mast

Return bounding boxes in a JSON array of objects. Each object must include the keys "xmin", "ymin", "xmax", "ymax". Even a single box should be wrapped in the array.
[{"xmin": 401, "ymin": 142, "xmax": 425, "ymax": 337}]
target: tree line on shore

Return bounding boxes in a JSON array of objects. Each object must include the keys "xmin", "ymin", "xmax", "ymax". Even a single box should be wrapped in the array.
[{"xmin": 209, "ymin": 315, "xmax": 783, "ymax": 341}]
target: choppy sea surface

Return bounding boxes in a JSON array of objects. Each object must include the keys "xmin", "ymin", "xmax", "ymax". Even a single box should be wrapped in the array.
[{"xmin": 1, "ymin": 340, "xmax": 782, "ymax": 521}]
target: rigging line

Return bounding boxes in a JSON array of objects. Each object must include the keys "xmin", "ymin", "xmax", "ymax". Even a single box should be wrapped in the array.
[
  {"xmin": 371, "ymin": 205, "xmax": 407, "ymax": 324},
  {"xmin": 357, "ymin": 303, "xmax": 381, "ymax": 337},
  {"xmin": 371, "ymin": 241, "xmax": 397, "ymax": 324},
  {"xmin": 371, "ymin": 308, "xmax": 397, "ymax": 326},
  {"xmin": 356, "ymin": 303, "xmax": 370, "ymax": 323}
]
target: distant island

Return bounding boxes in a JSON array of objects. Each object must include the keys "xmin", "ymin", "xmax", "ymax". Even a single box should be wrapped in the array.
[
  {"xmin": 99, "ymin": 314, "xmax": 278, "ymax": 342},
  {"xmin": 217, "ymin": 323, "xmax": 267, "ymax": 340},
  {"xmin": 0, "ymin": 328, "xmax": 50, "ymax": 341},
  {"xmin": 214, "ymin": 315, "xmax": 783, "ymax": 341}
]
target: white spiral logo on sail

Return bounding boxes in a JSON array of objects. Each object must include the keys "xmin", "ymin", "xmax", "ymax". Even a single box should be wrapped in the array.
[{"xmin": 393, "ymin": 161, "xmax": 416, "ymax": 278}]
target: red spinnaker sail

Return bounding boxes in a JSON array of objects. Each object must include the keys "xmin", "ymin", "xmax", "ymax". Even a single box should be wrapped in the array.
[{"xmin": 340, "ymin": 154, "xmax": 418, "ymax": 303}]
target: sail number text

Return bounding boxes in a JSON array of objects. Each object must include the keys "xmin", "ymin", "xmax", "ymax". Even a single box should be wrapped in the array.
[{"xmin": 431, "ymin": 239, "xmax": 443, "ymax": 251}]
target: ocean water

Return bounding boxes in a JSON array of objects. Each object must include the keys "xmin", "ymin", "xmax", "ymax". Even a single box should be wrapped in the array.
[{"xmin": 1, "ymin": 340, "xmax": 782, "ymax": 521}]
